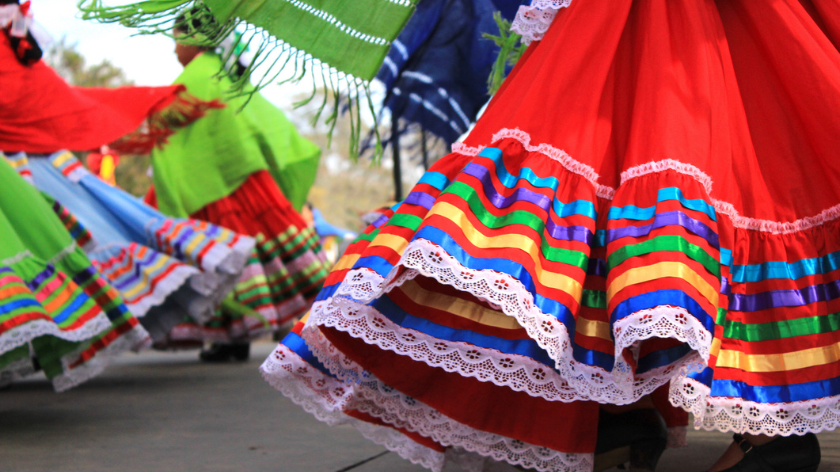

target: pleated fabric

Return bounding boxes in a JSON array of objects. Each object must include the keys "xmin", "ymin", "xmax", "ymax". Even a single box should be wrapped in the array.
[
  {"xmin": 179, "ymin": 170, "xmax": 330, "ymax": 343},
  {"xmin": 0, "ymin": 158, "xmax": 149, "ymax": 392},
  {"xmin": 5, "ymin": 152, "xmax": 255, "ymax": 348},
  {"xmin": 263, "ymin": 1, "xmax": 840, "ymax": 470}
]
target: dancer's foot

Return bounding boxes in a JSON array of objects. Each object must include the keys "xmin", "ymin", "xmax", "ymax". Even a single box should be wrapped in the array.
[
  {"xmin": 199, "ymin": 342, "xmax": 250, "ymax": 362},
  {"xmin": 708, "ymin": 433, "xmax": 820, "ymax": 472}
]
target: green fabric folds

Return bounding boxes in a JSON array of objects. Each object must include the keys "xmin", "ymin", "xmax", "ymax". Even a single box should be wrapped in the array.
[
  {"xmin": 151, "ymin": 52, "xmax": 321, "ymax": 216},
  {"xmin": 204, "ymin": 0, "xmax": 417, "ymax": 81}
]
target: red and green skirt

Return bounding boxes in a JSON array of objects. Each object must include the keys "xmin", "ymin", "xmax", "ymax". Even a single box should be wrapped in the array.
[
  {"xmin": 156, "ymin": 170, "xmax": 329, "ymax": 344},
  {"xmin": 0, "ymin": 157, "xmax": 149, "ymax": 392}
]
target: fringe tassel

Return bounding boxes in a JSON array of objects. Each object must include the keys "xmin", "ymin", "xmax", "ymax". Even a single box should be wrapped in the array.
[
  {"xmin": 109, "ymin": 90, "xmax": 225, "ymax": 155},
  {"xmin": 78, "ymin": 0, "xmax": 386, "ymax": 161}
]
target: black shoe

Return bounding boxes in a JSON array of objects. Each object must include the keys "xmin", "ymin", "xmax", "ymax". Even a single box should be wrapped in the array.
[
  {"xmin": 594, "ymin": 409, "xmax": 668, "ymax": 472},
  {"xmin": 199, "ymin": 343, "xmax": 250, "ymax": 362},
  {"xmin": 717, "ymin": 433, "xmax": 820, "ymax": 472}
]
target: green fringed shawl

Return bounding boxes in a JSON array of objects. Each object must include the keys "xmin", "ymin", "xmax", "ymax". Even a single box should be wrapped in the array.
[
  {"xmin": 79, "ymin": 0, "xmax": 420, "ymax": 158},
  {"xmin": 204, "ymin": 0, "xmax": 416, "ymax": 81},
  {"xmin": 151, "ymin": 52, "xmax": 320, "ymax": 217}
]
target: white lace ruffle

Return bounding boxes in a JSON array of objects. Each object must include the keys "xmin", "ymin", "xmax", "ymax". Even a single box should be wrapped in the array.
[
  {"xmin": 0, "ymin": 315, "xmax": 112, "ymax": 357},
  {"xmin": 453, "ymin": 128, "xmax": 614, "ymax": 199},
  {"xmin": 670, "ymin": 375, "xmax": 840, "ymax": 436},
  {"xmin": 260, "ymin": 343, "xmax": 446, "ymax": 472},
  {"xmin": 352, "ymin": 421, "xmax": 448, "ymax": 472},
  {"xmin": 612, "ymin": 305, "xmax": 711, "ymax": 377},
  {"xmin": 52, "ymin": 323, "xmax": 151, "ymax": 392},
  {"xmin": 270, "ymin": 337, "xmax": 595, "ymax": 472},
  {"xmin": 324, "ymin": 238, "xmax": 707, "ymax": 404},
  {"xmin": 309, "ymin": 296, "xmax": 581, "ymax": 402},
  {"xmin": 123, "ymin": 263, "xmax": 201, "ymax": 319},
  {"xmin": 511, "ymin": 1, "xmax": 573, "ymax": 45},
  {"xmin": 622, "ymin": 159, "xmax": 840, "ymax": 234}
]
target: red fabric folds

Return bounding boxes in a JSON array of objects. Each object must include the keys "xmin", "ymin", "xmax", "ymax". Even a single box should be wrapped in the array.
[
  {"xmin": 0, "ymin": 33, "xmax": 222, "ymax": 154},
  {"xmin": 188, "ymin": 170, "xmax": 309, "ymax": 239}
]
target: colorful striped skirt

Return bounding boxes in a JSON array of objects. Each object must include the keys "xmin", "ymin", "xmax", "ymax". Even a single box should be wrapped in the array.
[
  {"xmin": 262, "ymin": 1, "xmax": 840, "ymax": 470},
  {"xmin": 181, "ymin": 170, "xmax": 330, "ymax": 343},
  {"xmin": 5, "ymin": 152, "xmax": 255, "ymax": 348},
  {"xmin": 0, "ymin": 156, "xmax": 149, "ymax": 391}
]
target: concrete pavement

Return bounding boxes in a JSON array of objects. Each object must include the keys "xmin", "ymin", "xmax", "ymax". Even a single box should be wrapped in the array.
[{"xmin": 1, "ymin": 341, "xmax": 837, "ymax": 472}]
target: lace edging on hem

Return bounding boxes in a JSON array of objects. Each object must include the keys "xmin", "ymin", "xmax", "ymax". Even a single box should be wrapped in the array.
[
  {"xmin": 327, "ymin": 238, "xmax": 708, "ymax": 404},
  {"xmin": 266, "ymin": 340, "xmax": 595, "ymax": 472},
  {"xmin": 670, "ymin": 375, "xmax": 840, "ymax": 436},
  {"xmin": 52, "ymin": 324, "xmax": 151, "ymax": 392}
]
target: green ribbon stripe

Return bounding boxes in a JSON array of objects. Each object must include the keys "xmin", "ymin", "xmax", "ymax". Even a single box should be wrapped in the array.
[
  {"xmin": 581, "ymin": 289, "xmax": 606, "ymax": 309},
  {"xmin": 443, "ymin": 181, "xmax": 590, "ymax": 270},
  {"xmin": 607, "ymin": 235, "xmax": 720, "ymax": 278},
  {"xmin": 354, "ymin": 213, "xmax": 423, "ymax": 243},
  {"xmin": 722, "ymin": 311, "xmax": 840, "ymax": 342}
]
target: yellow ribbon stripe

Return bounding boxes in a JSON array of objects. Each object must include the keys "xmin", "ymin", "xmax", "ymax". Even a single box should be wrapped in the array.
[
  {"xmin": 607, "ymin": 261, "xmax": 718, "ymax": 307},
  {"xmin": 575, "ymin": 316, "xmax": 612, "ymax": 340},
  {"xmin": 400, "ymin": 279, "xmax": 523, "ymax": 330},
  {"xmin": 52, "ymin": 151, "xmax": 75, "ymax": 168},
  {"xmin": 716, "ymin": 341, "xmax": 840, "ymax": 372},
  {"xmin": 428, "ymin": 201, "xmax": 584, "ymax": 300},
  {"xmin": 332, "ymin": 253, "xmax": 362, "ymax": 272},
  {"xmin": 123, "ymin": 256, "xmax": 170, "ymax": 299}
]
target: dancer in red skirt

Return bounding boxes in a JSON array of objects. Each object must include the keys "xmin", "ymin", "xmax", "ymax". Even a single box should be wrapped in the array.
[{"xmin": 262, "ymin": 1, "xmax": 839, "ymax": 471}]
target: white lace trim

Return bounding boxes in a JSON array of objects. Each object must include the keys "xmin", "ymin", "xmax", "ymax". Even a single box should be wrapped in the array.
[
  {"xmin": 612, "ymin": 305, "xmax": 710, "ymax": 374},
  {"xmin": 0, "ymin": 315, "xmax": 113, "ymax": 357},
  {"xmin": 274, "ymin": 335, "xmax": 595, "ymax": 472},
  {"xmin": 120, "ymin": 263, "xmax": 200, "ymax": 319},
  {"xmin": 511, "ymin": 1, "xmax": 573, "ymax": 44},
  {"xmin": 309, "ymin": 297, "xmax": 582, "ymax": 402},
  {"xmin": 52, "ymin": 324, "xmax": 151, "ymax": 392},
  {"xmin": 259, "ymin": 343, "xmax": 448, "ymax": 472},
  {"xmin": 452, "ymin": 128, "xmax": 615, "ymax": 199},
  {"xmin": 670, "ymin": 375, "xmax": 840, "ymax": 436},
  {"xmin": 2, "ymin": 243, "xmax": 77, "ymax": 268},
  {"xmin": 352, "ymin": 421, "xmax": 447, "ymax": 472},
  {"xmin": 47, "ymin": 241, "xmax": 79, "ymax": 266},
  {"xmin": 350, "ymin": 376, "xmax": 595, "ymax": 472},
  {"xmin": 260, "ymin": 343, "xmax": 355, "ymax": 426},
  {"xmin": 327, "ymin": 238, "xmax": 698, "ymax": 404},
  {"xmin": 1, "ymin": 250, "xmax": 32, "ymax": 266},
  {"xmin": 451, "ymin": 142, "xmax": 485, "ymax": 157}
]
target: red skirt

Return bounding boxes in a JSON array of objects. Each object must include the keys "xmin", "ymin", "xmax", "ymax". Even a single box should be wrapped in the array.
[
  {"xmin": 156, "ymin": 170, "xmax": 328, "ymax": 344},
  {"xmin": 264, "ymin": 1, "xmax": 840, "ymax": 470}
]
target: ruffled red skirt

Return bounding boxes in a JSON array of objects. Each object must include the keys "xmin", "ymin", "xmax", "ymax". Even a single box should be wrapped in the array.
[
  {"xmin": 151, "ymin": 170, "xmax": 328, "ymax": 344},
  {"xmin": 263, "ymin": 1, "xmax": 840, "ymax": 471}
]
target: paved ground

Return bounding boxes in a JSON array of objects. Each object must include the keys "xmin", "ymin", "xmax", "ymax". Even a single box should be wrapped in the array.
[{"xmin": 1, "ymin": 341, "xmax": 837, "ymax": 472}]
